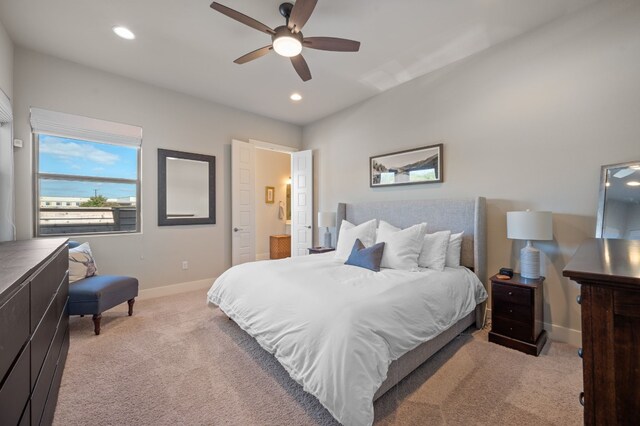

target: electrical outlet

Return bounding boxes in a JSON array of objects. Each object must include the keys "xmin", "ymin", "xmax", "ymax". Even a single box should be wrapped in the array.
[{"xmin": 182, "ymin": 261, "xmax": 188, "ymax": 270}]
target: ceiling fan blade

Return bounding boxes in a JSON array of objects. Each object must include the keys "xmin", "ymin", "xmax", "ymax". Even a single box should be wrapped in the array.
[
  {"xmin": 291, "ymin": 54, "xmax": 312, "ymax": 82},
  {"xmin": 210, "ymin": 2, "xmax": 275, "ymax": 35},
  {"xmin": 288, "ymin": 0, "xmax": 317, "ymax": 33},
  {"xmin": 234, "ymin": 45, "xmax": 273, "ymax": 64},
  {"xmin": 303, "ymin": 37, "xmax": 361, "ymax": 52}
]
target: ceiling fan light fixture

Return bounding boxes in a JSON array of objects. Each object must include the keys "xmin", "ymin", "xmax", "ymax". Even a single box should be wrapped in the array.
[
  {"xmin": 272, "ymin": 25, "xmax": 303, "ymax": 57},
  {"xmin": 273, "ymin": 35, "xmax": 302, "ymax": 57}
]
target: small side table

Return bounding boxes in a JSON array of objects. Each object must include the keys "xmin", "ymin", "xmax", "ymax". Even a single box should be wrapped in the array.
[
  {"xmin": 488, "ymin": 273, "xmax": 547, "ymax": 356},
  {"xmin": 270, "ymin": 235, "xmax": 291, "ymax": 259},
  {"xmin": 308, "ymin": 247, "xmax": 335, "ymax": 255}
]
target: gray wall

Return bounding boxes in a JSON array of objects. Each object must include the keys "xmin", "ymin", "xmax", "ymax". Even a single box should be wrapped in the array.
[
  {"xmin": 0, "ymin": 20, "xmax": 11, "ymax": 98},
  {"xmin": 12, "ymin": 48, "xmax": 302, "ymax": 290},
  {"xmin": 0, "ymin": 19, "xmax": 14, "ymax": 242},
  {"xmin": 302, "ymin": 0, "xmax": 640, "ymax": 345}
]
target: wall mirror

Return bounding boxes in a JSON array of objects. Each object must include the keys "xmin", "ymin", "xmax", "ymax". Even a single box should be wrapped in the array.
[
  {"xmin": 596, "ymin": 160, "xmax": 640, "ymax": 239},
  {"xmin": 158, "ymin": 149, "xmax": 216, "ymax": 226}
]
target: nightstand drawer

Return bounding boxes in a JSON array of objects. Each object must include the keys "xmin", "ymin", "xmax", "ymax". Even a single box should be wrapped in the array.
[
  {"xmin": 493, "ymin": 298, "xmax": 531, "ymax": 323},
  {"xmin": 492, "ymin": 316, "xmax": 534, "ymax": 342},
  {"xmin": 492, "ymin": 283, "xmax": 532, "ymax": 307}
]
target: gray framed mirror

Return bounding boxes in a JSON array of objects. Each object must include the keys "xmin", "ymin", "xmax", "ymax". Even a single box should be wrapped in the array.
[
  {"xmin": 158, "ymin": 149, "xmax": 216, "ymax": 226},
  {"xmin": 596, "ymin": 160, "xmax": 640, "ymax": 239}
]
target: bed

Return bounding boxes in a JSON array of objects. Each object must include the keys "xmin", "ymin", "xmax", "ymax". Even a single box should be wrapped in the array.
[{"xmin": 208, "ymin": 197, "xmax": 488, "ymax": 426}]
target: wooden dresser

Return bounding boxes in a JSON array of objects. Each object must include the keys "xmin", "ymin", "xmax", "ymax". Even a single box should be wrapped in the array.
[
  {"xmin": 0, "ymin": 238, "xmax": 70, "ymax": 426},
  {"xmin": 563, "ymin": 238, "xmax": 640, "ymax": 425},
  {"xmin": 270, "ymin": 235, "xmax": 291, "ymax": 259}
]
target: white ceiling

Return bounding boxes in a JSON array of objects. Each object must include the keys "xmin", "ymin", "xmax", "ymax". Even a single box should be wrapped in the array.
[{"xmin": 0, "ymin": 0, "xmax": 598, "ymax": 125}]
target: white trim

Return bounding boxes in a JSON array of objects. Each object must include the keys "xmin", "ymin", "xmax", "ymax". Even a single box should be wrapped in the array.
[
  {"xmin": 249, "ymin": 138, "xmax": 298, "ymax": 153},
  {"xmin": 486, "ymin": 308, "xmax": 581, "ymax": 347},
  {"xmin": 137, "ymin": 277, "xmax": 214, "ymax": 301},
  {"xmin": 256, "ymin": 252, "xmax": 270, "ymax": 261},
  {"xmin": 543, "ymin": 321, "xmax": 582, "ymax": 348}
]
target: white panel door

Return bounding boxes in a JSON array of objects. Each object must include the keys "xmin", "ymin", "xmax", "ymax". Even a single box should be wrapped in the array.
[
  {"xmin": 291, "ymin": 150, "xmax": 313, "ymax": 256},
  {"xmin": 231, "ymin": 139, "xmax": 255, "ymax": 265}
]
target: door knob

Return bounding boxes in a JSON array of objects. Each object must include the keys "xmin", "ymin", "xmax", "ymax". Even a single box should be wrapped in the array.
[
  {"xmin": 233, "ymin": 227, "xmax": 240, "ymax": 232},
  {"xmin": 306, "ymin": 226, "xmax": 312, "ymax": 229}
]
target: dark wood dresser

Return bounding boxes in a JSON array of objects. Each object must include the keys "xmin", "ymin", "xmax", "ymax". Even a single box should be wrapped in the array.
[
  {"xmin": 488, "ymin": 273, "xmax": 547, "ymax": 356},
  {"xmin": 0, "ymin": 238, "xmax": 69, "ymax": 425},
  {"xmin": 563, "ymin": 238, "xmax": 640, "ymax": 425}
]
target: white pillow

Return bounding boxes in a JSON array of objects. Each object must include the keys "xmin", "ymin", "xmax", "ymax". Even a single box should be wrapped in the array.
[
  {"xmin": 445, "ymin": 232, "xmax": 464, "ymax": 267},
  {"xmin": 418, "ymin": 230, "xmax": 451, "ymax": 271},
  {"xmin": 68, "ymin": 242, "xmax": 98, "ymax": 283},
  {"xmin": 375, "ymin": 221, "xmax": 427, "ymax": 270},
  {"xmin": 335, "ymin": 219, "xmax": 377, "ymax": 262}
]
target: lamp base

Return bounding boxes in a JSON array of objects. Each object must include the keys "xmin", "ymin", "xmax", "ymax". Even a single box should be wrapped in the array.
[
  {"xmin": 323, "ymin": 228, "xmax": 332, "ymax": 248},
  {"xmin": 520, "ymin": 241, "xmax": 540, "ymax": 279}
]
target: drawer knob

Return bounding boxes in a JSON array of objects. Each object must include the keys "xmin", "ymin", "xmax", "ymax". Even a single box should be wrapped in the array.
[
  {"xmin": 509, "ymin": 309, "xmax": 513, "ymax": 313},
  {"xmin": 578, "ymin": 348, "xmax": 583, "ymax": 358},
  {"xmin": 579, "ymin": 392, "xmax": 584, "ymax": 407},
  {"xmin": 576, "ymin": 295, "xmax": 582, "ymax": 305},
  {"xmin": 508, "ymin": 291, "xmax": 513, "ymax": 296}
]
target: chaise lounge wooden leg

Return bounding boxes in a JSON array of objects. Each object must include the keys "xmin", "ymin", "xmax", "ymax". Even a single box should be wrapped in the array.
[
  {"xmin": 92, "ymin": 314, "xmax": 101, "ymax": 335},
  {"xmin": 128, "ymin": 298, "xmax": 135, "ymax": 316}
]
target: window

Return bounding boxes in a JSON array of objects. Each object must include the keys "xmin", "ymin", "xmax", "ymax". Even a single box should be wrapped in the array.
[{"xmin": 32, "ymin": 108, "xmax": 142, "ymax": 236}]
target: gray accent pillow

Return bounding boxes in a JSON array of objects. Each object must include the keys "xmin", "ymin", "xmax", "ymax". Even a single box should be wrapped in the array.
[
  {"xmin": 345, "ymin": 238, "xmax": 385, "ymax": 272},
  {"xmin": 69, "ymin": 242, "xmax": 98, "ymax": 283}
]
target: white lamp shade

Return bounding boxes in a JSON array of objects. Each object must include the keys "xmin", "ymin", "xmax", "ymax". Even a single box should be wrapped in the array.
[
  {"xmin": 507, "ymin": 211, "xmax": 553, "ymax": 241},
  {"xmin": 318, "ymin": 212, "xmax": 336, "ymax": 228}
]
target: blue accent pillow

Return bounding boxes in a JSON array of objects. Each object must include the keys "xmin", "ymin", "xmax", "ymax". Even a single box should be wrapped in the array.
[{"xmin": 345, "ymin": 238, "xmax": 385, "ymax": 272}]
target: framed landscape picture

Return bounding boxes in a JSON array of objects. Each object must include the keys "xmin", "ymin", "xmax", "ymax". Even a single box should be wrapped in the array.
[{"xmin": 370, "ymin": 143, "xmax": 443, "ymax": 187}]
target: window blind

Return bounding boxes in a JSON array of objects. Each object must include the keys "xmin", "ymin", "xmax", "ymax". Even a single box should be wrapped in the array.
[
  {"xmin": 0, "ymin": 89, "xmax": 12, "ymax": 125},
  {"xmin": 30, "ymin": 107, "xmax": 142, "ymax": 147}
]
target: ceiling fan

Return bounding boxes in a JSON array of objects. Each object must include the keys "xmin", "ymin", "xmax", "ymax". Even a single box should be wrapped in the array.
[{"xmin": 210, "ymin": 1, "xmax": 361, "ymax": 82}]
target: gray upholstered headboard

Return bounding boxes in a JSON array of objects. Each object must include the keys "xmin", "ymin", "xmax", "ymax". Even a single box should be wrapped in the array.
[{"xmin": 336, "ymin": 197, "xmax": 487, "ymax": 325}]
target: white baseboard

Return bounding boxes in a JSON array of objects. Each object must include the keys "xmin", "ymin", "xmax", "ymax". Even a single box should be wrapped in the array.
[
  {"xmin": 138, "ymin": 277, "xmax": 215, "ymax": 301},
  {"xmin": 256, "ymin": 252, "xmax": 270, "ymax": 261},
  {"xmin": 486, "ymin": 308, "xmax": 581, "ymax": 347},
  {"xmin": 543, "ymin": 322, "xmax": 582, "ymax": 348}
]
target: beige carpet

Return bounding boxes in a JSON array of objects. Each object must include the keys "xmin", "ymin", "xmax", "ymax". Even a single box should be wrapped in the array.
[{"xmin": 53, "ymin": 289, "xmax": 583, "ymax": 426}]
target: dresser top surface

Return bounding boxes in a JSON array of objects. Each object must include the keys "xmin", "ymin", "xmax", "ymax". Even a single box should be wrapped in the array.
[
  {"xmin": 563, "ymin": 238, "xmax": 640, "ymax": 288},
  {"xmin": 0, "ymin": 238, "xmax": 68, "ymax": 298}
]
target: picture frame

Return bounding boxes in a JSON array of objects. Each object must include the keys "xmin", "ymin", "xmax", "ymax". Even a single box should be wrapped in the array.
[
  {"xmin": 370, "ymin": 143, "xmax": 443, "ymax": 187},
  {"xmin": 265, "ymin": 186, "xmax": 275, "ymax": 204}
]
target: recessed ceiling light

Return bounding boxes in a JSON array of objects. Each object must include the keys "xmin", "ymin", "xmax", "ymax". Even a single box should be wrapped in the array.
[
  {"xmin": 290, "ymin": 93, "xmax": 302, "ymax": 101},
  {"xmin": 113, "ymin": 26, "xmax": 135, "ymax": 40},
  {"xmin": 627, "ymin": 181, "xmax": 640, "ymax": 187}
]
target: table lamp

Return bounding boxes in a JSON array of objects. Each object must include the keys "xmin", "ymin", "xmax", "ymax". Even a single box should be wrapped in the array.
[
  {"xmin": 318, "ymin": 212, "xmax": 336, "ymax": 248},
  {"xmin": 507, "ymin": 210, "xmax": 553, "ymax": 279}
]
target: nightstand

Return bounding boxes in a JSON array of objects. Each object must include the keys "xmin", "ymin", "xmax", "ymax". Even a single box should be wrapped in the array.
[
  {"xmin": 308, "ymin": 247, "xmax": 335, "ymax": 254},
  {"xmin": 488, "ymin": 273, "xmax": 547, "ymax": 356}
]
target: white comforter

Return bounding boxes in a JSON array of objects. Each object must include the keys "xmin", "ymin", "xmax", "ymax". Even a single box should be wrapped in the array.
[{"xmin": 207, "ymin": 253, "xmax": 487, "ymax": 426}]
